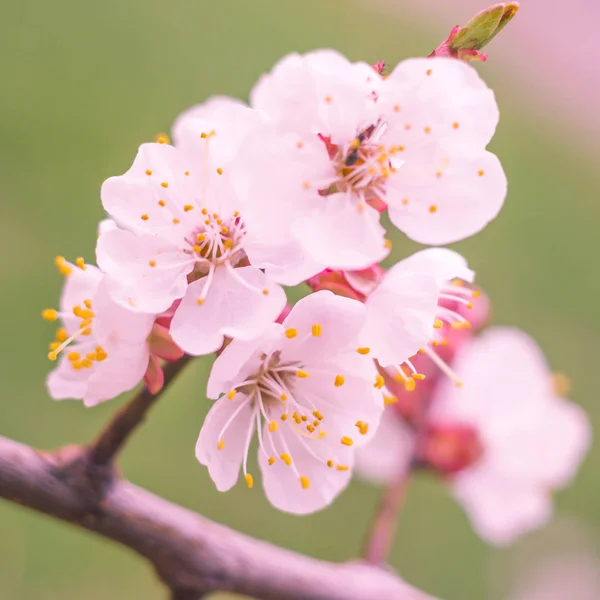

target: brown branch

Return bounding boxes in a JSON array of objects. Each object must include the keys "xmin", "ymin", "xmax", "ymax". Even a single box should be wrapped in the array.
[
  {"xmin": 88, "ymin": 355, "xmax": 193, "ymax": 466},
  {"xmin": 362, "ymin": 473, "xmax": 411, "ymax": 565},
  {"xmin": 0, "ymin": 435, "xmax": 434, "ymax": 600}
]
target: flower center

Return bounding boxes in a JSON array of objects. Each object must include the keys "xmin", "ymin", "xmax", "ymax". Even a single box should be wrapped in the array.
[
  {"xmin": 185, "ymin": 209, "xmax": 247, "ymax": 277},
  {"xmin": 321, "ymin": 120, "xmax": 394, "ymax": 210}
]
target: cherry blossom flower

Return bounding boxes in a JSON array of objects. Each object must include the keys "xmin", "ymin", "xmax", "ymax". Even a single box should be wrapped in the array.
[
  {"xmin": 96, "ymin": 97, "xmax": 287, "ymax": 356},
  {"xmin": 356, "ymin": 327, "xmax": 591, "ymax": 545},
  {"xmin": 196, "ymin": 291, "xmax": 384, "ymax": 514},
  {"xmin": 434, "ymin": 328, "xmax": 591, "ymax": 545},
  {"xmin": 231, "ymin": 50, "xmax": 506, "ymax": 277},
  {"xmin": 42, "ymin": 258, "xmax": 182, "ymax": 406}
]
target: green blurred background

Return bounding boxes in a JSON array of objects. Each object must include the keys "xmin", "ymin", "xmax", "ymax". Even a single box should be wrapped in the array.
[{"xmin": 1, "ymin": 1, "xmax": 598, "ymax": 598}]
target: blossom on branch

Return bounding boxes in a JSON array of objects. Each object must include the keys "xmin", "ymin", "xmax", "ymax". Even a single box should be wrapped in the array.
[
  {"xmin": 96, "ymin": 98, "xmax": 289, "ymax": 356},
  {"xmin": 197, "ymin": 291, "xmax": 384, "ymax": 514},
  {"xmin": 43, "ymin": 258, "xmax": 182, "ymax": 406},
  {"xmin": 356, "ymin": 327, "xmax": 591, "ymax": 545}
]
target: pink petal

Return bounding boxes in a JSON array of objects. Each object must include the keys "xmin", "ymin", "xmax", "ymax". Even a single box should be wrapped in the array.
[
  {"xmin": 46, "ymin": 352, "xmax": 93, "ymax": 401},
  {"xmin": 280, "ymin": 291, "xmax": 367, "ymax": 363},
  {"xmin": 173, "ymin": 96, "xmax": 266, "ymax": 168},
  {"xmin": 258, "ymin": 421, "xmax": 353, "ymax": 514},
  {"xmin": 380, "ymin": 57, "xmax": 499, "ymax": 149},
  {"xmin": 452, "ymin": 462, "xmax": 552, "ymax": 545},
  {"xmin": 355, "ymin": 408, "xmax": 415, "ymax": 484},
  {"xmin": 196, "ymin": 394, "xmax": 255, "ymax": 492},
  {"xmin": 363, "ymin": 269, "xmax": 439, "ymax": 367},
  {"xmin": 84, "ymin": 343, "xmax": 150, "ymax": 407},
  {"xmin": 96, "ymin": 228, "xmax": 193, "ymax": 313},
  {"xmin": 392, "ymin": 248, "xmax": 474, "ymax": 286},
  {"xmin": 387, "ymin": 147, "xmax": 506, "ymax": 245},
  {"xmin": 170, "ymin": 265, "xmax": 286, "ymax": 357},
  {"xmin": 292, "ymin": 195, "xmax": 389, "ymax": 271},
  {"xmin": 59, "ymin": 264, "xmax": 103, "ymax": 336}
]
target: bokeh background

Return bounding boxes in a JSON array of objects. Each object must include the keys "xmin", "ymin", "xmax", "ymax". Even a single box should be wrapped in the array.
[{"xmin": 1, "ymin": 1, "xmax": 599, "ymax": 598}]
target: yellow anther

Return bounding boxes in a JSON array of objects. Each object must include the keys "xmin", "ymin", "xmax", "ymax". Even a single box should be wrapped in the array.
[
  {"xmin": 227, "ymin": 389, "xmax": 237, "ymax": 400},
  {"xmin": 453, "ymin": 122, "xmax": 460, "ymax": 129},
  {"xmin": 268, "ymin": 420, "xmax": 278, "ymax": 432},
  {"xmin": 280, "ymin": 394, "xmax": 287, "ymax": 401},
  {"xmin": 384, "ymin": 395, "xmax": 398, "ymax": 406},
  {"xmin": 424, "ymin": 126, "xmax": 431, "ymax": 134},
  {"xmin": 96, "ymin": 349, "xmax": 108, "ymax": 361},
  {"xmin": 472, "ymin": 289, "xmax": 481, "ymax": 298},
  {"xmin": 145, "ymin": 169, "xmax": 152, "ymax": 176},
  {"xmin": 300, "ymin": 476, "xmax": 310, "ymax": 489},
  {"xmin": 204, "ymin": 219, "xmax": 211, "ymax": 225},
  {"xmin": 212, "ymin": 213, "xmax": 219, "ymax": 219},
  {"xmin": 280, "ymin": 413, "xmax": 288, "ymax": 421},
  {"xmin": 67, "ymin": 351, "xmax": 80, "ymax": 361},
  {"xmin": 404, "ymin": 377, "xmax": 416, "ymax": 392},
  {"xmin": 429, "ymin": 205, "xmax": 438, "ymax": 213},
  {"xmin": 160, "ymin": 182, "xmax": 169, "ymax": 188},
  {"xmin": 141, "ymin": 214, "xmax": 149, "ymax": 221},
  {"xmin": 356, "ymin": 347, "xmax": 371, "ymax": 355},
  {"xmin": 87, "ymin": 352, "xmax": 98, "ymax": 360},
  {"xmin": 285, "ymin": 328, "xmax": 297, "ymax": 339},
  {"xmin": 413, "ymin": 373, "xmax": 426, "ymax": 381},
  {"xmin": 196, "ymin": 233, "xmax": 205, "ymax": 243},
  {"xmin": 311, "ymin": 323, "xmax": 322, "ymax": 337},
  {"xmin": 233, "ymin": 211, "xmax": 240, "ymax": 217},
  {"xmin": 301, "ymin": 415, "xmax": 308, "ymax": 422},
  {"xmin": 268, "ymin": 457, "xmax": 276, "ymax": 465},
  {"xmin": 436, "ymin": 171, "xmax": 443, "ymax": 179},
  {"xmin": 220, "ymin": 226, "xmax": 228, "ymax": 234},
  {"xmin": 355, "ymin": 421, "xmax": 369, "ymax": 435},
  {"xmin": 336, "ymin": 465, "xmax": 350, "ymax": 471},
  {"xmin": 313, "ymin": 420, "xmax": 320, "ymax": 427},
  {"xmin": 184, "ymin": 171, "xmax": 190, "ymax": 176},
  {"xmin": 296, "ymin": 370, "xmax": 310, "ymax": 378},
  {"xmin": 48, "ymin": 351, "xmax": 58, "ymax": 361},
  {"xmin": 312, "ymin": 410, "xmax": 323, "ymax": 420},
  {"xmin": 262, "ymin": 289, "xmax": 269, "ymax": 296},
  {"xmin": 196, "ymin": 298, "xmax": 205, "ymax": 305},
  {"xmin": 155, "ymin": 133, "xmax": 170, "ymax": 144},
  {"xmin": 83, "ymin": 299, "xmax": 92, "ymax": 309},
  {"xmin": 384, "ymin": 239, "xmax": 392, "ymax": 249},
  {"xmin": 192, "ymin": 245, "xmax": 201, "ymax": 253},
  {"xmin": 216, "ymin": 167, "xmax": 223, "ymax": 175},
  {"xmin": 306, "ymin": 424, "xmax": 315, "ymax": 433},
  {"xmin": 349, "ymin": 137, "xmax": 361, "ymax": 150},
  {"xmin": 466, "ymin": 301, "xmax": 473, "ymax": 309},
  {"xmin": 149, "ymin": 260, "xmax": 156, "ymax": 267},
  {"xmin": 341, "ymin": 436, "xmax": 354, "ymax": 447},
  {"xmin": 217, "ymin": 439, "xmax": 225, "ymax": 450},
  {"xmin": 552, "ymin": 372, "xmax": 571, "ymax": 397},
  {"xmin": 42, "ymin": 309, "xmax": 58, "ymax": 322},
  {"xmin": 224, "ymin": 239, "xmax": 234, "ymax": 250},
  {"xmin": 75, "ymin": 257, "xmax": 86, "ymax": 270},
  {"xmin": 478, "ymin": 170, "xmax": 485, "ymax": 177},
  {"xmin": 374, "ymin": 374, "xmax": 385, "ymax": 389},
  {"xmin": 184, "ymin": 204, "xmax": 194, "ymax": 212},
  {"xmin": 434, "ymin": 318, "xmax": 444, "ymax": 329},
  {"xmin": 55, "ymin": 328, "xmax": 68, "ymax": 342},
  {"xmin": 245, "ymin": 474, "xmax": 254, "ymax": 488},
  {"xmin": 172, "ymin": 218, "xmax": 180, "ymax": 224},
  {"xmin": 327, "ymin": 459, "xmax": 334, "ymax": 468},
  {"xmin": 334, "ymin": 374, "xmax": 344, "ymax": 387},
  {"xmin": 49, "ymin": 342, "xmax": 60, "ymax": 351},
  {"xmin": 201, "ymin": 208, "xmax": 208, "ymax": 215},
  {"xmin": 280, "ymin": 453, "xmax": 292, "ymax": 466}
]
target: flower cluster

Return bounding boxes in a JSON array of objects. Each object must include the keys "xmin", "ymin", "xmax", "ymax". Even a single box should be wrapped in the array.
[{"xmin": 41, "ymin": 49, "xmax": 588, "ymax": 529}]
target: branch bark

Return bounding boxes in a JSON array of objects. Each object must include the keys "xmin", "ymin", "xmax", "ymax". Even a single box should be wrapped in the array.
[
  {"xmin": 89, "ymin": 355, "xmax": 193, "ymax": 466},
  {"xmin": 0, "ymin": 435, "xmax": 433, "ymax": 600}
]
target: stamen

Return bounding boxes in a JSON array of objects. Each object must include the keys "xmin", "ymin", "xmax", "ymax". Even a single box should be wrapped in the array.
[
  {"xmin": 334, "ymin": 374, "xmax": 344, "ymax": 387},
  {"xmin": 311, "ymin": 323, "xmax": 322, "ymax": 337},
  {"xmin": 341, "ymin": 436, "xmax": 354, "ymax": 446},
  {"xmin": 299, "ymin": 476, "xmax": 310, "ymax": 489}
]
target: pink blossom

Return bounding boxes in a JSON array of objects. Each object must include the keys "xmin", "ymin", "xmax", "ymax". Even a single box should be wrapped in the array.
[
  {"xmin": 43, "ymin": 259, "xmax": 159, "ymax": 406},
  {"xmin": 96, "ymin": 97, "xmax": 288, "ymax": 356},
  {"xmin": 356, "ymin": 327, "xmax": 590, "ymax": 545},
  {"xmin": 196, "ymin": 291, "xmax": 384, "ymax": 514},
  {"xmin": 231, "ymin": 51, "xmax": 505, "ymax": 277},
  {"xmin": 433, "ymin": 328, "xmax": 591, "ymax": 545}
]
